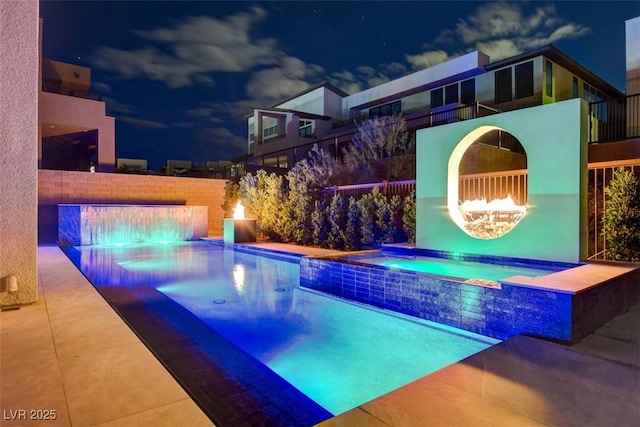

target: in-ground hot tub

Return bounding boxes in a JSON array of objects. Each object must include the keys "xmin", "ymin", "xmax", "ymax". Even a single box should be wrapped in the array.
[
  {"xmin": 58, "ymin": 204, "xmax": 208, "ymax": 246},
  {"xmin": 300, "ymin": 246, "xmax": 640, "ymax": 344}
]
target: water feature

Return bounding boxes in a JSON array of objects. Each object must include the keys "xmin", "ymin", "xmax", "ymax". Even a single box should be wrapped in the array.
[{"xmin": 58, "ymin": 204, "xmax": 208, "ymax": 245}]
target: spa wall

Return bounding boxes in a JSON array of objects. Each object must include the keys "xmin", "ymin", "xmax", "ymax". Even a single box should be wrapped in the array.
[{"xmin": 38, "ymin": 170, "xmax": 227, "ymax": 242}]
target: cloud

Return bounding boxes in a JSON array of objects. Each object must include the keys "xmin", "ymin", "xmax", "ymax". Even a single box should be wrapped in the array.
[
  {"xmin": 119, "ymin": 116, "xmax": 168, "ymax": 129},
  {"xmin": 185, "ymin": 107, "xmax": 215, "ymax": 117},
  {"xmin": 406, "ymin": 2, "xmax": 591, "ymax": 68},
  {"xmin": 91, "ymin": 82, "xmax": 112, "ymax": 92},
  {"xmin": 90, "ymin": 6, "xmax": 280, "ymax": 88},
  {"xmin": 198, "ymin": 127, "xmax": 247, "ymax": 154},
  {"xmin": 246, "ymin": 56, "xmax": 324, "ymax": 103},
  {"xmin": 328, "ymin": 62, "xmax": 408, "ymax": 94},
  {"xmin": 405, "ymin": 50, "xmax": 451, "ymax": 70},
  {"xmin": 104, "ymin": 96, "xmax": 135, "ymax": 114}
]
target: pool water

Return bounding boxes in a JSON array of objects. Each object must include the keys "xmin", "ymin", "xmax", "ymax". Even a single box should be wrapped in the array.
[
  {"xmin": 342, "ymin": 253, "xmax": 566, "ymax": 283},
  {"xmin": 68, "ymin": 241, "xmax": 499, "ymax": 415}
]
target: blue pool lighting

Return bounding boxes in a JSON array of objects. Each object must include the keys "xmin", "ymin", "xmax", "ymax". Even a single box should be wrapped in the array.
[{"xmin": 63, "ymin": 241, "xmax": 499, "ymax": 416}]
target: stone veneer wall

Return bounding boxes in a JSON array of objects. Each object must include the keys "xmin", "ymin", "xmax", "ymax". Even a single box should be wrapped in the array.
[
  {"xmin": 38, "ymin": 170, "xmax": 227, "ymax": 242},
  {"xmin": 0, "ymin": 0, "xmax": 39, "ymax": 305}
]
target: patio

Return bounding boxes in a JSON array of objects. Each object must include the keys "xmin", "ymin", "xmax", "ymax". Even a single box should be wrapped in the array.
[{"xmin": 0, "ymin": 244, "xmax": 637, "ymax": 426}]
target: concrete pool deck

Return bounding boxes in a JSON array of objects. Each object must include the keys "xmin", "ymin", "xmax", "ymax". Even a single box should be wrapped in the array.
[{"xmin": 0, "ymin": 244, "xmax": 637, "ymax": 426}]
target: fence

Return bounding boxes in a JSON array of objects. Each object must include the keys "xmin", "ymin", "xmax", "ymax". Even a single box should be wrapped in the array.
[
  {"xmin": 589, "ymin": 93, "xmax": 640, "ymax": 143},
  {"xmin": 320, "ymin": 159, "xmax": 640, "ymax": 260},
  {"xmin": 587, "ymin": 159, "xmax": 640, "ymax": 259}
]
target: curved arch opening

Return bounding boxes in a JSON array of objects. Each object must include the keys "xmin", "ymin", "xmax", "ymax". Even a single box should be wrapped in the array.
[{"xmin": 448, "ymin": 126, "xmax": 528, "ymax": 239}]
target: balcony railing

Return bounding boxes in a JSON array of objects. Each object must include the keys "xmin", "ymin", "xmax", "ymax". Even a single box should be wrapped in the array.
[
  {"xmin": 331, "ymin": 102, "xmax": 499, "ymax": 131},
  {"xmin": 41, "ymin": 82, "xmax": 103, "ymax": 101},
  {"xmin": 589, "ymin": 93, "xmax": 640, "ymax": 143}
]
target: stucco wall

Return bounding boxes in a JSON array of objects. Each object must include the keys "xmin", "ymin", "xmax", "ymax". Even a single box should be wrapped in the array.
[
  {"xmin": 0, "ymin": 0, "xmax": 39, "ymax": 305},
  {"xmin": 416, "ymin": 99, "xmax": 588, "ymax": 263},
  {"xmin": 38, "ymin": 170, "xmax": 228, "ymax": 243},
  {"xmin": 39, "ymin": 91, "xmax": 116, "ymax": 172}
]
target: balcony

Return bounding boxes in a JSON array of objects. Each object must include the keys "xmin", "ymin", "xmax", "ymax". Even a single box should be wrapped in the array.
[
  {"xmin": 41, "ymin": 82, "xmax": 103, "ymax": 101},
  {"xmin": 589, "ymin": 94, "xmax": 640, "ymax": 143}
]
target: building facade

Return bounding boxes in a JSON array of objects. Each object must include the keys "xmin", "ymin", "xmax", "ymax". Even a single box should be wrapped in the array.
[
  {"xmin": 246, "ymin": 41, "xmax": 638, "ymax": 174},
  {"xmin": 39, "ymin": 23, "xmax": 116, "ymax": 173}
]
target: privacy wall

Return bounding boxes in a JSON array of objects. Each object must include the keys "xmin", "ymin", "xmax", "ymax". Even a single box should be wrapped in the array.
[{"xmin": 416, "ymin": 99, "xmax": 588, "ymax": 263}]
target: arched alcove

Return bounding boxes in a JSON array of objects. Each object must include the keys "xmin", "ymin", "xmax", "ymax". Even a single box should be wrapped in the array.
[{"xmin": 448, "ymin": 127, "xmax": 528, "ymax": 239}]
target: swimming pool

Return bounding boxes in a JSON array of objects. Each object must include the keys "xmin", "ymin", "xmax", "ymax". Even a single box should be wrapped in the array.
[
  {"xmin": 340, "ymin": 251, "xmax": 566, "ymax": 283},
  {"xmin": 64, "ymin": 241, "xmax": 498, "ymax": 417}
]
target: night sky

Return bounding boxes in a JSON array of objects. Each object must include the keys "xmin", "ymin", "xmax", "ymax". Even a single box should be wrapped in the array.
[{"xmin": 39, "ymin": 1, "xmax": 639, "ymax": 171}]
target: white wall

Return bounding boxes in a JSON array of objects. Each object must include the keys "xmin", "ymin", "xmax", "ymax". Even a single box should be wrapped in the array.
[
  {"xmin": 0, "ymin": 0, "xmax": 39, "ymax": 305},
  {"xmin": 416, "ymin": 99, "xmax": 588, "ymax": 263},
  {"xmin": 342, "ymin": 51, "xmax": 489, "ymax": 115}
]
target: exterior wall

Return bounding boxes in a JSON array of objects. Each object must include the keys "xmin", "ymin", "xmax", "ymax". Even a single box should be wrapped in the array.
[
  {"xmin": 38, "ymin": 170, "xmax": 227, "ymax": 243},
  {"xmin": 0, "ymin": 0, "xmax": 39, "ymax": 305},
  {"xmin": 39, "ymin": 91, "xmax": 116, "ymax": 172},
  {"xmin": 416, "ymin": 99, "xmax": 588, "ymax": 263},
  {"xmin": 626, "ymin": 17, "xmax": 640, "ymax": 95},
  {"xmin": 42, "ymin": 59, "xmax": 90, "ymax": 94},
  {"xmin": 342, "ymin": 51, "xmax": 489, "ymax": 115},
  {"xmin": 277, "ymin": 86, "xmax": 326, "ymax": 115}
]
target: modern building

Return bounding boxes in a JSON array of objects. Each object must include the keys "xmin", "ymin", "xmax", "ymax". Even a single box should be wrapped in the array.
[
  {"xmin": 246, "ymin": 28, "xmax": 639, "ymax": 174},
  {"xmin": 39, "ymin": 21, "xmax": 116, "ymax": 173}
]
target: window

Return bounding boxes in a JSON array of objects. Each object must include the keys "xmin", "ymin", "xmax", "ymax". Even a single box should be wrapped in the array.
[
  {"xmin": 299, "ymin": 120, "xmax": 313, "ymax": 137},
  {"xmin": 461, "ymin": 79, "xmax": 475, "ymax": 105},
  {"xmin": 545, "ymin": 60, "xmax": 553, "ymax": 97},
  {"xmin": 445, "ymin": 83, "xmax": 459, "ymax": 105},
  {"xmin": 431, "ymin": 88, "xmax": 443, "ymax": 108},
  {"xmin": 495, "ymin": 68, "xmax": 512, "ymax": 104},
  {"xmin": 369, "ymin": 100, "xmax": 401, "ymax": 118},
  {"xmin": 263, "ymin": 124, "xmax": 278, "ymax": 143},
  {"xmin": 515, "ymin": 61, "xmax": 534, "ymax": 99},
  {"xmin": 572, "ymin": 77, "xmax": 579, "ymax": 98}
]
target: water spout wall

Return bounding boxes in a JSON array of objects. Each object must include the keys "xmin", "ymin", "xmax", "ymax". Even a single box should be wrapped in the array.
[{"xmin": 58, "ymin": 204, "xmax": 208, "ymax": 246}]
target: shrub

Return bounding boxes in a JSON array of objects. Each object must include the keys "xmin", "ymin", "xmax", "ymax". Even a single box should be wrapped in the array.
[
  {"xmin": 239, "ymin": 170, "xmax": 287, "ymax": 240},
  {"xmin": 282, "ymin": 169, "xmax": 313, "ymax": 243},
  {"xmin": 221, "ymin": 180, "xmax": 241, "ymax": 218},
  {"xmin": 343, "ymin": 114, "xmax": 415, "ymax": 183},
  {"xmin": 403, "ymin": 190, "xmax": 416, "ymax": 243},
  {"xmin": 327, "ymin": 194, "xmax": 349, "ymax": 249},
  {"xmin": 602, "ymin": 167, "xmax": 640, "ymax": 262},
  {"xmin": 357, "ymin": 187, "xmax": 396, "ymax": 248},
  {"xmin": 345, "ymin": 197, "xmax": 362, "ymax": 251},
  {"xmin": 311, "ymin": 199, "xmax": 331, "ymax": 246}
]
